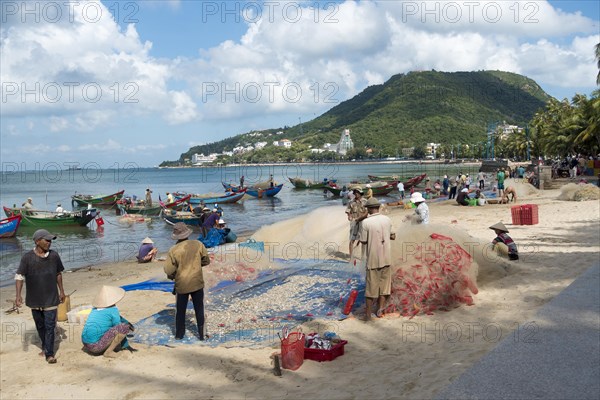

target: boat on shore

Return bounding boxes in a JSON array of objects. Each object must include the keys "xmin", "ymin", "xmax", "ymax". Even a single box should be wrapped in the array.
[
  {"xmin": 0, "ymin": 215, "xmax": 22, "ymax": 238},
  {"xmin": 3, "ymin": 207, "xmax": 98, "ymax": 227},
  {"xmin": 403, "ymin": 173, "xmax": 428, "ymax": 189},
  {"xmin": 174, "ymin": 190, "xmax": 246, "ymax": 205},
  {"xmin": 222, "ymin": 182, "xmax": 284, "ymax": 198},
  {"xmin": 71, "ymin": 190, "xmax": 125, "ymax": 206},
  {"xmin": 325, "ymin": 182, "xmax": 396, "ymax": 197},
  {"xmin": 288, "ymin": 177, "xmax": 337, "ymax": 189},
  {"xmin": 368, "ymin": 174, "xmax": 401, "ymax": 182}
]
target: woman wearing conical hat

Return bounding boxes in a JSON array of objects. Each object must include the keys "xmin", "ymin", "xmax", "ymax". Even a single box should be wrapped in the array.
[
  {"xmin": 490, "ymin": 222, "xmax": 519, "ymax": 261},
  {"xmin": 82, "ymin": 286, "xmax": 136, "ymax": 357}
]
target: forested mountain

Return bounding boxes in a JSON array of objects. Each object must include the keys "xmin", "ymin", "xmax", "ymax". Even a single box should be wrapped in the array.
[{"xmin": 162, "ymin": 70, "xmax": 552, "ymax": 165}]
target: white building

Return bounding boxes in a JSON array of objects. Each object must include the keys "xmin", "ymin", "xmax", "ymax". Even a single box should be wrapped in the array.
[
  {"xmin": 425, "ymin": 143, "xmax": 441, "ymax": 158},
  {"xmin": 192, "ymin": 153, "xmax": 217, "ymax": 164},
  {"xmin": 273, "ymin": 139, "xmax": 292, "ymax": 148},
  {"xmin": 255, "ymin": 142, "xmax": 268, "ymax": 149},
  {"xmin": 324, "ymin": 129, "xmax": 354, "ymax": 155}
]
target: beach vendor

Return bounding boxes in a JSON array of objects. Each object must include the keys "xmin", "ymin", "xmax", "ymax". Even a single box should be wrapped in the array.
[
  {"xmin": 82, "ymin": 286, "xmax": 136, "ymax": 358},
  {"xmin": 359, "ymin": 197, "xmax": 395, "ymax": 321},
  {"xmin": 165, "ymin": 223, "xmax": 211, "ymax": 340},
  {"xmin": 345, "ymin": 187, "xmax": 368, "ymax": 257},
  {"xmin": 137, "ymin": 237, "xmax": 158, "ymax": 263},
  {"xmin": 14, "ymin": 229, "xmax": 66, "ymax": 364},
  {"xmin": 489, "ymin": 222, "xmax": 519, "ymax": 261},
  {"xmin": 406, "ymin": 192, "xmax": 429, "ymax": 224}
]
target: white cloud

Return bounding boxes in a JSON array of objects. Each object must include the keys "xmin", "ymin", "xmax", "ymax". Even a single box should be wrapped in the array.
[
  {"xmin": 166, "ymin": 91, "xmax": 198, "ymax": 124},
  {"xmin": 49, "ymin": 117, "xmax": 68, "ymax": 132}
]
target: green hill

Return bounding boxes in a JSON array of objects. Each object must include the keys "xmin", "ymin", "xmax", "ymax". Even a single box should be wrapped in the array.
[{"xmin": 162, "ymin": 70, "xmax": 552, "ymax": 165}]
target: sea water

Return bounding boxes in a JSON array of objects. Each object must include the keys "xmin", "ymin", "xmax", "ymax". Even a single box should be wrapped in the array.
[{"xmin": 0, "ymin": 162, "xmax": 479, "ymax": 283}]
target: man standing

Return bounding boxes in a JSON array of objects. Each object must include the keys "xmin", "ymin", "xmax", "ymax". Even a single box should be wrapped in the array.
[
  {"xmin": 345, "ymin": 187, "xmax": 368, "ymax": 258},
  {"xmin": 496, "ymin": 169, "xmax": 506, "ymax": 200},
  {"xmin": 145, "ymin": 189, "xmax": 153, "ymax": 207},
  {"xmin": 477, "ymin": 170, "xmax": 485, "ymax": 190},
  {"xmin": 397, "ymin": 181, "xmax": 405, "ymax": 200},
  {"xmin": 164, "ymin": 223, "xmax": 211, "ymax": 340},
  {"xmin": 359, "ymin": 197, "xmax": 395, "ymax": 321},
  {"xmin": 15, "ymin": 229, "xmax": 66, "ymax": 364}
]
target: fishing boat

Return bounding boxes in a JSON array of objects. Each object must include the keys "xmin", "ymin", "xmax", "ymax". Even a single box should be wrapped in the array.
[
  {"xmin": 117, "ymin": 194, "xmax": 191, "ymax": 216},
  {"xmin": 163, "ymin": 211, "xmax": 203, "ymax": 226},
  {"xmin": 71, "ymin": 190, "xmax": 125, "ymax": 206},
  {"xmin": 3, "ymin": 207, "xmax": 98, "ymax": 227},
  {"xmin": 368, "ymin": 174, "xmax": 401, "ymax": 182},
  {"xmin": 288, "ymin": 177, "xmax": 337, "ymax": 189},
  {"xmin": 174, "ymin": 189, "xmax": 246, "ymax": 205},
  {"xmin": 222, "ymin": 182, "xmax": 283, "ymax": 198},
  {"xmin": 0, "ymin": 215, "xmax": 22, "ymax": 238},
  {"xmin": 403, "ymin": 173, "xmax": 428, "ymax": 189},
  {"xmin": 325, "ymin": 183, "xmax": 396, "ymax": 197}
]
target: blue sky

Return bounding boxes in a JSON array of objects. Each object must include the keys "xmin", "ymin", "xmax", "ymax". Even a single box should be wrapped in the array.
[{"xmin": 1, "ymin": 0, "xmax": 599, "ymax": 167}]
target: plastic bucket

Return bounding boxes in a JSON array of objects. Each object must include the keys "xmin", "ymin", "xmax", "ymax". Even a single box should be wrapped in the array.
[
  {"xmin": 57, "ymin": 295, "xmax": 71, "ymax": 322},
  {"xmin": 281, "ymin": 332, "xmax": 305, "ymax": 370}
]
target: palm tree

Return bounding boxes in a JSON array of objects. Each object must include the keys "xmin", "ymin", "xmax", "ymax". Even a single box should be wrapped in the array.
[{"xmin": 596, "ymin": 42, "xmax": 600, "ymax": 85}]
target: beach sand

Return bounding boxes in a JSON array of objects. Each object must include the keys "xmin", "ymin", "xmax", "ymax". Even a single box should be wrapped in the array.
[{"xmin": 1, "ymin": 178, "xmax": 598, "ymax": 399}]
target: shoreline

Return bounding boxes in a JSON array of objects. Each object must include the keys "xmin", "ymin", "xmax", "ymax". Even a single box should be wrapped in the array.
[{"xmin": 1, "ymin": 179, "xmax": 599, "ymax": 399}]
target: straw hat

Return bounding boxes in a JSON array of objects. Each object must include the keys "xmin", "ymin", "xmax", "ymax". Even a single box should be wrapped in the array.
[
  {"xmin": 410, "ymin": 192, "xmax": 425, "ymax": 203},
  {"xmin": 171, "ymin": 222, "xmax": 192, "ymax": 240},
  {"xmin": 489, "ymin": 222, "xmax": 509, "ymax": 233},
  {"xmin": 93, "ymin": 285, "xmax": 125, "ymax": 308},
  {"xmin": 366, "ymin": 184, "xmax": 371, "ymax": 188},
  {"xmin": 351, "ymin": 187, "xmax": 364, "ymax": 194},
  {"xmin": 365, "ymin": 197, "xmax": 380, "ymax": 208},
  {"xmin": 142, "ymin": 237, "xmax": 154, "ymax": 244}
]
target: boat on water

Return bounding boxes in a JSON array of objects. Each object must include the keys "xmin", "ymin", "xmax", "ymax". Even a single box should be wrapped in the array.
[
  {"xmin": 0, "ymin": 215, "xmax": 22, "ymax": 238},
  {"xmin": 288, "ymin": 177, "xmax": 337, "ymax": 189},
  {"xmin": 116, "ymin": 194, "xmax": 192, "ymax": 216},
  {"xmin": 325, "ymin": 182, "xmax": 396, "ymax": 197},
  {"xmin": 368, "ymin": 173, "xmax": 427, "ymax": 189},
  {"xmin": 403, "ymin": 173, "xmax": 428, "ymax": 189},
  {"xmin": 222, "ymin": 182, "xmax": 284, "ymax": 198},
  {"xmin": 368, "ymin": 174, "xmax": 402, "ymax": 182},
  {"xmin": 3, "ymin": 207, "xmax": 98, "ymax": 227},
  {"xmin": 71, "ymin": 190, "xmax": 125, "ymax": 206},
  {"xmin": 163, "ymin": 211, "xmax": 203, "ymax": 226},
  {"xmin": 174, "ymin": 189, "xmax": 246, "ymax": 205}
]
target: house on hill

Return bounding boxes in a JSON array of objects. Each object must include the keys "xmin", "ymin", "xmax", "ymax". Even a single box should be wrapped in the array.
[{"xmin": 325, "ymin": 129, "xmax": 354, "ymax": 155}]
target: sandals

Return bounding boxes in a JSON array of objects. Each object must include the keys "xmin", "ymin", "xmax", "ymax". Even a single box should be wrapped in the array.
[
  {"xmin": 46, "ymin": 356, "xmax": 57, "ymax": 364},
  {"xmin": 376, "ymin": 309, "xmax": 384, "ymax": 318}
]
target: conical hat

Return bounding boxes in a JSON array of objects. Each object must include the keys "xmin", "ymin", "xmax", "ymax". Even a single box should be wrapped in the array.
[
  {"xmin": 489, "ymin": 222, "xmax": 509, "ymax": 233},
  {"xmin": 93, "ymin": 285, "xmax": 125, "ymax": 308}
]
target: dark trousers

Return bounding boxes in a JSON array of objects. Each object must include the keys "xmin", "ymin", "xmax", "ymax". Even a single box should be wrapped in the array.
[
  {"xmin": 31, "ymin": 309, "xmax": 57, "ymax": 357},
  {"xmin": 175, "ymin": 289, "xmax": 205, "ymax": 340},
  {"xmin": 448, "ymin": 187, "xmax": 457, "ymax": 199},
  {"xmin": 479, "ymin": 180, "xmax": 484, "ymax": 190}
]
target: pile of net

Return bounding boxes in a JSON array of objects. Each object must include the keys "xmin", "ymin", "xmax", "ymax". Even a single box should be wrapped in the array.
[
  {"xmin": 558, "ymin": 183, "xmax": 600, "ymax": 201},
  {"xmin": 386, "ymin": 228, "xmax": 479, "ymax": 318}
]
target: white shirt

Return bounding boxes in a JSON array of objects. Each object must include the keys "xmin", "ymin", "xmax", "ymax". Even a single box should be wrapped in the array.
[
  {"xmin": 397, "ymin": 182, "xmax": 404, "ymax": 191},
  {"xmin": 56, "ymin": 206, "xmax": 65, "ymax": 213}
]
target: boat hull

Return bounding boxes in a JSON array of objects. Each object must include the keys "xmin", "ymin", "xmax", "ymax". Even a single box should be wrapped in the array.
[
  {"xmin": 175, "ymin": 190, "xmax": 246, "ymax": 205},
  {"xmin": 0, "ymin": 215, "xmax": 22, "ymax": 238},
  {"xmin": 71, "ymin": 190, "xmax": 125, "ymax": 206},
  {"xmin": 3, "ymin": 207, "xmax": 97, "ymax": 227}
]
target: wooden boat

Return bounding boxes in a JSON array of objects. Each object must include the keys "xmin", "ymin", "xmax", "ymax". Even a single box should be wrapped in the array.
[
  {"xmin": 3, "ymin": 207, "xmax": 98, "ymax": 227},
  {"xmin": 117, "ymin": 194, "xmax": 191, "ymax": 216},
  {"xmin": 71, "ymin": 190, "xmax": 125, "ymax": 206},
  {"xmin": 368, "ymin": 175, "xmax": 401, "ymax": 182},
  {"xmin": 403, "ymin": 173, "xmax": 428, "ymax": 189},
  {"xmin": 325, "ymin": 183, "xmax": 396, "ymax": 197},
  {"xmin": 222, "ymin": 182, "xmax": 283, "ymax": 198},
  {"xmin": 0, "ymin": 215, "xmax": 22, "ymax": 238},
  {"xmin": 174, "ymin": 189, "xmax": 246, "ymax": 205},
  {"xmin": 163, "ymin": 211, "xmax": 203, "ymax": 226},
  {"xmin": 288, "ymin": 177, "xmax": 337, "ymax": 189}
]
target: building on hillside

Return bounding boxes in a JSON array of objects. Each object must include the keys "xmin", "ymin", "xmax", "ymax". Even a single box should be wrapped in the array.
[
  {"xmin": 273, "ymin": 139, "xmax": 292, "ymax": 148},
  {"xmin": 425, "ymin": 143, "xmax": 441, "ymax": 159},
  {"xmin": 402, "ymin": 147, "xmax": 414, "ymax": 157},
  {"xmin": 497, "ymin": 122, "xmax": 524, "ymax": 139},
  {"xmin": 255, "ymin": 142, "xmax": 268, "ymax": 149},
  {"xmin": 324, "ymin": 129, "xmax": 354, "ymax": 155},
  {"xmin": 192, "ymin": 153, "xmax": 217, "ymax": 164}
]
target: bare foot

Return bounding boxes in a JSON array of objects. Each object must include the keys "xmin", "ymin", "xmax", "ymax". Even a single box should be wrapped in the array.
[
  {"xmin": 46, "ymin": 356, "xmax": 57, "ymax": 364},
  {"xmin": 103, "ymin": 351, "xmax": 119, "ymax": 359}
]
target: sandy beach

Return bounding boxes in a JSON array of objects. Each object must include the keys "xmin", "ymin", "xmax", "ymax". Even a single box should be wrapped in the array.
[{"xmin": 1, "ymin": 178, "xmax": 599, "ymax": 400}]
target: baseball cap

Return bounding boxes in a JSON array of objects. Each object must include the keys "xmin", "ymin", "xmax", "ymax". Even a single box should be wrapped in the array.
[{"xmin": 33, "ymin": 229, "xmax": 57, "ymax": 242}]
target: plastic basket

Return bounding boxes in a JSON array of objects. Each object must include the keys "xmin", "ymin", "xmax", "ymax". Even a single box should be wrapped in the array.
[
  {"xmin": 281, "ymin": 332, "xmax": 305, "ymax": 370},
  {"xmin": 66, "ymin": 305, "xmax": 93, "ymax": 324},
  {"xmin": 520, "ymin": 204, "xmax": 539, "ymax": 225},
  {"xmin": 511, "ymin": 206, "xmax": 522, "ymax": 225},
  {"xmin": 304, "ymin": 340, "xmax": 348, "ymax": 362}
]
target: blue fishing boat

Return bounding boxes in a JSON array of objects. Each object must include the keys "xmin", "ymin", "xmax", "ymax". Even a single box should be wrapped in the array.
[
  {"xmin": 0, "ymin": 215, "xmax": 22, "ymax": 238},
  {"xmin": 222, "ymin": 182, "xmax": 283, "ymax": 198}
]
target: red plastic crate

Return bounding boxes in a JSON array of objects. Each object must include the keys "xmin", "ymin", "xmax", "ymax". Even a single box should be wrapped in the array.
[
  {"xmin": 304, "ymin": 340, "xmax": 348, "ymax": 362},
  {"xmin": 520, "ymin": 204, "xmax": 539, "ymax": 225},
  {"xmin": 511, "ymin": 205, "xmax": 522, "ymax": 225}
]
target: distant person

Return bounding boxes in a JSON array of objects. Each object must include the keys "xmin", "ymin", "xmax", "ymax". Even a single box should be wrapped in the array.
[
  {"xmin": 145, "ymin": 189, "xmax": 153, "ymax": 207},
  {"xmin": 490, "ymin": 222, "xmax": 519, "ymax": 261},
  {"xmin": 465, "ymin": 174, "xmax": 471, "ymax": 189},
  {"xmin": 456, "ymin": 188, "xmax": 470, "ymax": 206},
  {"xmin": 358, "ymin": 197, "xmax": 395, "ymax": 321},
  {"xmin": 82, "ymin": 286, "xmax": 136, "ymax": 358},
  {"xmin": 477, "ymin": 170, "xmax": 485, "ymax": 190},
  {"xmin": 15, "ymin": 229, "xmax": 66, "ymax": 364},
  {"xmin": 269, "ymin": 174, "xmax": 274, "ymax": 188},
  {"xmin": 364, "ymin": 184, "xmax": 373, "ymax": 200},
  {"xmin": 442, "ymin": 175, "xmax": 449, "ymax": 195},
  {"xmin": 345, "ymin": 187, "xmax": 368, "ymax": 257},
  {"xmin": 22, "ymin": 197, "xmax": 34, "ymax": 210},
  {"xmin": 407, "ymin": 192, "xmax": 429, "ymax": 224},
  {"xmin": 570, "ymin": 157, "xmax": 578, "ymax": 179},
  {"xmin": 517, "ymin": 166, "xmax": 525, "ymax": 179},
  {"xmin": 137, "ymin": 237, "xmax": 158, "ymax": 263},
  {"xmin": 448, "ymin": 176, "xmax": 458, "ymax": 199},
  {"xmin": 340, "ymin": 185, "xmax": 350, "ymax": 206},
  {"xmin": 496, "ymin": 169, "xmax": 506, "ymax": 200},
  {"xmin": 240, "ymin": 175, "xmax": 245, "ymax": 188},
  {"xmin": 164, "ymin": 222, "xmax": 211, "ymax": 340},
  {"xmin": 55, "ymin": 203, "xmax": 65, "ymax": 214},
  {"xmin": 166, "ymin": 192, "xmax": 174, "ymax": 203},
  {"xmin": 502, "ymin": 186, "xmax": 518, "ymax": 204},
  {"xmin": 397, "ymin": 181, "xmax": 405, "ymax": 200},
  {"xmin": 475, "ymin": 190, "xmax": 486, "ymax": 206}
]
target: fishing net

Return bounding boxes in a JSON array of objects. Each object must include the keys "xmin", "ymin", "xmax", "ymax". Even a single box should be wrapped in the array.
[{"xmin": 558, "ymin": 183, "xmax": 600, "ymax": 201}]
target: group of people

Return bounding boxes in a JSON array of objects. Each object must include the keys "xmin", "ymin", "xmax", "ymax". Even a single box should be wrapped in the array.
[{"xmin": 15, "ymin": 220, "xmax": 213, "ymax": 362}]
